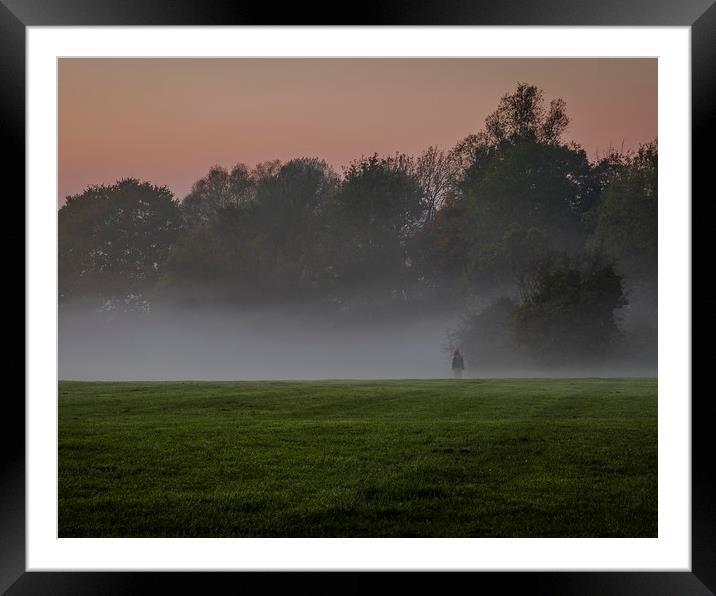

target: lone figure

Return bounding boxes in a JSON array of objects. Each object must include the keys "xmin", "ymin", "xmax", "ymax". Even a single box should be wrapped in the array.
[{"xmin": 451, "ymin": 347, "xmax": 465, "ymax": 379}]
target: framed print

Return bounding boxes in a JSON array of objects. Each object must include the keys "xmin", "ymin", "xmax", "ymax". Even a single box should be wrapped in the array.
[{"xmin": 8, "ymin": 0, "xmax": 711, "ymax": 593}]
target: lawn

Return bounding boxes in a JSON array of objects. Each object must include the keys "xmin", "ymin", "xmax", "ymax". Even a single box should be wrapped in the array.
[{"xmin": 58, "ymin": 378, "xmax": 657, "ymax": 537}]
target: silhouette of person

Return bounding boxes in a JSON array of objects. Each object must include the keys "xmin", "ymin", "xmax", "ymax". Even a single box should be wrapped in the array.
[{"xmin": 451, "ymin": 347, "xmax": 465, "ymax": 379}]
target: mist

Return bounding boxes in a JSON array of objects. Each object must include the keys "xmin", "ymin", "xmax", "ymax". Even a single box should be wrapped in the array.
[
  {"xmin": 57, "ymin": 84, "xmax": 657, "ymax": 381},
  {"xmin": 59, "ymin": 307, "xmax": 458, "ymax": 381},
  {"xmin": 59, "ymin": 305, "xmax": 655, "ymax": 381}
]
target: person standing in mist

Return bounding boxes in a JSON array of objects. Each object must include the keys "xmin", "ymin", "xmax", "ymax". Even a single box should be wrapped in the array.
[{"xmin": 451, "ymin": 347, "xmax": 465, "ymax": 379}]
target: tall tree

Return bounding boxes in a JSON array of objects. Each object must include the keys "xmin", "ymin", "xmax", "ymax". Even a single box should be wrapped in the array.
[
  {"xmin": 480, "ymin": 83, "xmax": 569, "ymax": 147},
  {"xmin": 455, "ymin": 84, "xmax": 593, "ymax": 286},
  {"xmin": 252, "ymin": 157, "xmax": 340, "ymax": 296},
  {"xmin": 329, "ymin": 154, "xmax": 424, "ymax": 300},
  {"xmin": 461, "ymin": 140, "xmax": 592, "ymax": 286}
]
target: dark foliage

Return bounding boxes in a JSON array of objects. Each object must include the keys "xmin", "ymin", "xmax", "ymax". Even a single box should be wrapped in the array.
[
  {"xmin": 59, "ymin": 178, "xmax": 182, "ymax": 309},
  {"xmin": 513, "ymin": 255, "xmax": 628, "ymax": 365}
]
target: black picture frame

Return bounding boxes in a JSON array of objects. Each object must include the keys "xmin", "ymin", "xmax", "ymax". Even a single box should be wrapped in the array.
[{"xmin": 8, "ymin": 1, "xmax": 711, "ymax": 593}]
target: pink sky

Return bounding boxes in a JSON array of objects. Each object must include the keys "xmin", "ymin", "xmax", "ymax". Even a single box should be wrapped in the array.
[{"xmin": 59, "ymin": 58, "xmax": 657, "ymax": 204}]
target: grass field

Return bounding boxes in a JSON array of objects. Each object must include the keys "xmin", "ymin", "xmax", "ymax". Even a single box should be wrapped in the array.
[{"xmin": 59, "ymin": 378, "xmax": 657, "ymax": 537}]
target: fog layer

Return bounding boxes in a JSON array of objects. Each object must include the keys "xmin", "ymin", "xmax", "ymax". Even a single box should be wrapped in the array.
[
  {"xmin": 59, "ymin": 307, "xmax": 655, "ymax": 381},
  {"xmin": 59, "ymin": 308, "xmax": 459, "ymax": 381}
]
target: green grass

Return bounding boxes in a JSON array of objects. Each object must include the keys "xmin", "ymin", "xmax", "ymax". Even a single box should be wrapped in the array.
[{"xmin": 59, "ymin": 378, "xmax": 657, "ymax": 537}]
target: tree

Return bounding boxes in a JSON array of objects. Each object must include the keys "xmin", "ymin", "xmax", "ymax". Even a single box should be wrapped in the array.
[
  {"xmin": 408, "ymin": 196, "xmax": 470, "ymax": 292},
  {"xmin": 59, "ymin": 178, "xmax": 182, "ymax": 309},
  {"xmin": 512, "ymin": 254, "xmax": 627, "ymax": 365},
  {"xmin": 252, "ymin": 157, "xmax": 340, "ymax": 296},
  {"xmin": 449, "ymin": 133, "xmax": 482, "ymax": 173},
  {"xmin": 180, "ymin": 160, "xmax": 284, "ymax": 226},
  {"xmin": 157, "ymin": 202, "xmax": 262, "ymax": 305},
  {"xmin": 181, "ymin": 163, "xmax": 255, "ymax": 225},
  {"xmin": 591, "ymin": 141, "xmax": 657, "ymax": 337},
  {"xmin": 577, "ymin": 148, "xmax": 630, "ymax": 232},
  {"xmin": 160, "ymin": 158, "xmax": 339, "ymax": 305},
  {"xmin": 460, "ymin": 139, "xmax": 592, "ymax": 285},
  {"xmin": 481, "ymin": 83, "xmax": 569, "ymax": 147},
  {"xmin": 254, "ymin": 157, "xmax": 338, "ymax": 251},
  {"xmin": 440, "ymin": 83, "xmax": 598, "ymax": 286},
  {"xmin": 328, "ymin": 154, "xmax": 424, "ymax": 301},
  {"xmin": 593, "ymin": 142, "xmax": 657, "ymax": 281},
  {"xmin": 413, "ymin": 145, "xmax": 462, "ymax": 223}
]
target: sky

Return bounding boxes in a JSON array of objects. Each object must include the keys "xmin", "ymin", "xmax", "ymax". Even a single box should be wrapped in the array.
[{"xmin": 58, "ymin": 58, "xmax": 657, "ymax": 205}]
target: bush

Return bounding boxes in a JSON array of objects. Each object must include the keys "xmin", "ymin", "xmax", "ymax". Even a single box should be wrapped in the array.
[{"xmin": 513, "ymin": 255, "xmax": 627, "ymax": 365}]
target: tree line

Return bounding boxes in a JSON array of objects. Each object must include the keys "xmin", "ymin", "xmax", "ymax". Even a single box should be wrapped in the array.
[{"xmin": 59, "ymin": 83, "xmax": 657, "ymax": 367}]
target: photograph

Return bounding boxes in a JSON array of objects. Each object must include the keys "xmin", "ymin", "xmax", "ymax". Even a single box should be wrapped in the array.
[
  {"xmin": 6, "ymin": 1, "xmax": 707, "ymax": 588},
  {"xmin": 57, "ymin": 57, "xmax": 659, "ymax": 539}
]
